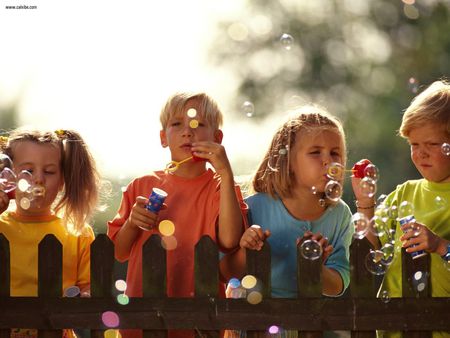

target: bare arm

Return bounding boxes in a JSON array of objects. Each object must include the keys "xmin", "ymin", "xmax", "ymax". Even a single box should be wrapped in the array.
[
  {"xmin": 322, "ymin": 267, "xmax": 344, "ymax": 296},
  {"xmin": 192, "ymin": 141, "xmax": 244, "ymax": 249},
  {"xmin": 113, "ymin": 196, "xmax": 159, "ymax": 261}
]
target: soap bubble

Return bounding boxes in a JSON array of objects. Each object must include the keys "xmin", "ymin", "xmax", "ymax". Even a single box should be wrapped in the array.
[
  {"xmin": 359, "ymin": 177, "xmax": 377, "ymax": 198},
  {"xmin": 300, "ymin": 239, "xmax": 323, "ymax": 260},
  {"xmin": 242, "ymin": 101, "xmax": 255, "ymax": 118},
  {"xmin": 324, "ymin": 180, "xmax": 342, "ymax": 202},
  {"xmin": 351, "ymin": 212, "xmax": 369, "ymax": 239},
  {"xmin": 280, "ymin": 33, "xmax": 294, "ymax": 50}
]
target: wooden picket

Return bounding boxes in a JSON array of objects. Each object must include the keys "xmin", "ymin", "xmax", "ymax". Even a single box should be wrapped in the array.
[{"xmin": 0, "ymin": 233, "xmax": 449, "ymax": 337}]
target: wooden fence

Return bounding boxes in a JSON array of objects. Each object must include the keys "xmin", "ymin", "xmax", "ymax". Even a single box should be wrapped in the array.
[{"xmin": 0, "ymin": 233, "xmax": 449, "ymax": 338}]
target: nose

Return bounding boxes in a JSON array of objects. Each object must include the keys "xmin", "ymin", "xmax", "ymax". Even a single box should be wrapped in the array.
[
  {"xmin": 181, "ymin": 122, "xmax": 194, "ymax": 137},
  {"xmin": 33, "ymin": 170, "xmax": 44, "ymax": 185}
]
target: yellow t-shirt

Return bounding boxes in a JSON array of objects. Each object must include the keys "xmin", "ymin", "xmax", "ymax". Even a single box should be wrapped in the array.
[{"xmin": 0, "ymin": 211, "xmax": 94, "ymax": 337}]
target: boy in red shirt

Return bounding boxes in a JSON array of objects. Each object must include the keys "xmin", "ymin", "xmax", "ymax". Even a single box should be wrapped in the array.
[{"xmin": 108, "ymin": 92, "xmax": 247, "ymax": 338}]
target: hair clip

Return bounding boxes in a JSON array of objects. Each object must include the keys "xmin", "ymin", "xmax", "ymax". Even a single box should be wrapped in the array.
[{"xmin": 54, "ymin": 129, "xmax": 67, "ymax": 138}]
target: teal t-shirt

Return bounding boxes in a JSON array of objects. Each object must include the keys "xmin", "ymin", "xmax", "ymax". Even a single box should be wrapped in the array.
[{"xmin": 246, "ymin": 193, "xmax": 354, "ymax": 298}]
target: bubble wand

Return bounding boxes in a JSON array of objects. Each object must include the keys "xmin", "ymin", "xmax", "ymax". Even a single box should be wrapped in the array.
[{"xmin": 165, "ymin": 156, "xmax": 194, "ymax": 173}]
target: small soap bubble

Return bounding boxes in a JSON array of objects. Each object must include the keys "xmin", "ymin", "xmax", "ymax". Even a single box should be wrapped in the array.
[
  {"xmin": 102, "ymin": 311, "xmax": 120, "ymax": 328},
  {"xmin": 412, "ymin": 270, "xmax": 428, "ymax": 293},
  {"xmin": 115, "ymin": 279, "xmax": 127, "ymax": 292},
  {"xmin": 327, "ymin": 162, "xmax": 344, "ymax": 180},
  {"xmin": 359, "ymin": 177, "xmax": 377, "ymax": 198},
  {"xmin": 228, "ymin": 278, "xmax": 241, "ymax": 289},
  {"xmin": 377, "ymin": 194, "xmax": 388, "ymax": 205},
  {"xmin": 365, "ymin": 250, "xmax": 388, "ymax": 275},
  {"xmin": 242, "ymin": 275, "xmax": 257, "ymax": 289},
  {"xmin": 364, "ymin": 164, "xmax": 380, "ymax": 181},
  {"xmin": 442, "ymin": 143, "xmax": 450, "ymax": 156},
  {"xmin": 17, "ymin": 171, "xmax": 32, "ymax": 192},
  {"xmin": 388, "ymin": 205, "xmax": 398, "ymax": 221},
  {"xmin": 189, "ymin": 119, "xmax": 199, "ymax": 129},
  {"xmin": 117, "ymin": 294, "xmax": 129, "ymax": 305},
  {"xmin": 408, "ymin": 77, "xmax": 419, "ymax": 93},
  {"xmin": 159, "ymin": 219, "xmax": 175, "ymax": 236},
  {"xmin": 278, "ymin": 147, "xmax": 288, "ymax": 155},
  {"xmin": 104, "ymin": 329, "xmax": 119, "ymax": 338},
  {"xmin": 398, "ymin": 201, "xmax": 414, "ymax": 218},
  {"xmin": 311, "ymin": 186, "xmax": 318, "ymax": 195},
  {"xmin": 381, "ymin": 290, "xmax": 390, "ymax": 303},
  {"xmin": 410, "ymin": 222, "xmax": 421, "ymax": 237},
  {"xmin": 161, "ymin": 236, "xmax": 178, "ymax": 250},
  {"xmin": 0, "ymin": 154, "xmax": 13, "ymax": 171},
  {"xmin": 187, "ymin": 108, "xmax": 197, "ymax": 118},
  {"xmin": 434, "ymin": 196, "xmax": 447, "ymax": 210},
  {"xmin": 64, "ymin": 285, "xmax": 80, "ymax": 297},
  {"xmin": 324, "ymin": 180, "xmax": 342, "ymax": 202},
  {"xmin": 247, "ymin": 290, "xmax": 263, "ymax": 304},
  {"xmin": 351, "ymin": 212, "xmax": 369, "ymax": 239},
  {"xmin": 300, "ymin": 239, "xmax": 323, "ymax": 260},
  {"xmin": 318, "ymin": 198, "xmax": 326, "ymax": 207},
  {"xmin": 242, "ymin": 101, "xmax": 255, "ymax": 117},
  {"xmin": 268, "ymin": 325, "xmax": 280, "ymax": 335},
  {"xmin": 369, "ymin": 215, "xmax": 387, "ymax": 237},
  {"xmin": 0, "ymin": 167, "xmax": 17, "ymax": 192},
  {"xmin": 280, "ymin": 33, "xmax": 294, "ymax": 50},
  {"xmin": 19, "ymin": 197, "xmax": 31, "ymax": 210},
  {"xmin": 380, "ymin": 243, "xmax": 394, "ymax": 266}
]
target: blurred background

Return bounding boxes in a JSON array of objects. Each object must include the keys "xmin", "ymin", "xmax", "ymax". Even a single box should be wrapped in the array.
[{"xmin": 1, "ymin": 0, "xmax": 449, "ymax": 234}]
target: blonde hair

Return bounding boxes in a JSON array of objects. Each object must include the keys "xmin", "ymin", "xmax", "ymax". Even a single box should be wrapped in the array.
[
  {"xmin": 252, "ymin": 106, "xmax": 346, "ymax": 203},
  {"xmin": 400, "ymin": 80, "xmax": 450, "ymax": 138},
  {"xmin": 0, "ymin": 129, "xmax": 100, "ymax": 234},
  {"xmin": 160, "ymin": 92, "xmax": 223, "ymax": 130}
]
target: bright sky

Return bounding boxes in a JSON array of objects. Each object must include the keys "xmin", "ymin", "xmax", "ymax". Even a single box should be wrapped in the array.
[{"xmin": 0, "ymin": 0, "xmax": 271, "ymax": 179}]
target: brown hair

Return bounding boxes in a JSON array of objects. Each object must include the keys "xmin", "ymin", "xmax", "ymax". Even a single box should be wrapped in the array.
[
  {"xmin": 160, "ymin": 92, "xmax": 223, "ymax": 130},
  {"xmin": 0, "ymin": 129, "xmax": 100, "ymax": 234},
  {"xmin": 252, "ymin": 106, "xmax": 346, "ymax": 203},
  {"xmin": 400, "ymin": 80, "xmax": 450, "ymax": 138}
]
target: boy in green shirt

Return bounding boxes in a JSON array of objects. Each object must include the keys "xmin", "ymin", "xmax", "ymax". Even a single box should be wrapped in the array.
[{"xmin": 353, "ymin": 80, "xmax": 450, "ymax": 338}]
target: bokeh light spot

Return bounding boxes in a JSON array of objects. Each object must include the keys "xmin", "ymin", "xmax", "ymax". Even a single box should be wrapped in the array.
[{"xmin": 159, "ymin": 219, "xmax": 175, "ymax": 236}]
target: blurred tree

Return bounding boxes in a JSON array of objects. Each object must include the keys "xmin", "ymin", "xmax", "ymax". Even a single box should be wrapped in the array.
[
  {"xmin": 210, "ymin": 0, "xmax": 450, "ymax": 206},
  {"xmin": 0, "ymin": 102, "xmax": 19, "ymax": 132}
]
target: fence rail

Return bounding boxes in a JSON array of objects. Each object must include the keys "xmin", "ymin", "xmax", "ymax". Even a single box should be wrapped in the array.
[{"xmin": 0, "ymin": 233, "xmax": 449, "ymax": 338}]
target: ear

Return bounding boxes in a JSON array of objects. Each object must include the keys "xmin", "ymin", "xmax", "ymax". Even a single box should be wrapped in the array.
[
  {"xmin": 160, "ymin": 130, "xmax": 168, "ymax": 148},
  {"xmin": 214, "ymin": 129, "xmax": 223, "ymax": 144}
]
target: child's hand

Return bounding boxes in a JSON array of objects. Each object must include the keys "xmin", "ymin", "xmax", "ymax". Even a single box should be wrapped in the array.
[
  {"xmin": 191, "ymin": 141, "xmax": 232, "ymax": 178},
  {"xmin": 240, "ymin": 224, "xmax": 271, "ymax": 251},
  {"xmin": 0, "ymin": 191, "xmax": 10, "ymax": 214},
  {"xmin": 128, "ymin": 196, "xmax": 160, "ymax": 231},
  {"xmin": 400, "ymin": 220, "xmax": 444, "ymax": 254},
  {"xmin": 298, "ymin": 231, "xmax": 333, "ymax": 263}
]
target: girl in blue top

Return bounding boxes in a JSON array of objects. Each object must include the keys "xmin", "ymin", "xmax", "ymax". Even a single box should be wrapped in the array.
[{"xmin": 222, "ymin": 106, "xmax": 354, "ymax": 297}]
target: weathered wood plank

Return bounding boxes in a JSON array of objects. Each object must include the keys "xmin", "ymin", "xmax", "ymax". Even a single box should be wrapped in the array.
[
  {"xmin": 194, "ymin": 236, "xmax": 220, "ymax": 338},
  {"xmin": 401, "ymin": 249, "xmax": 431, "ymax": 338},
  {"xmin": 143, "ymin": 235, "xmax": 167, "ymax": 338},
  {"xmin": 0, "ymin": 297, "xmax": 448, "ymax": 330},
  {"xmin": 0, "ymin": 234, "xmax": 10, "ymax": 338},
  {"xmin": 38, "ymin": 234, "xmax": 62, "ymax": 338},
  {"xmin": 90, "ymin": 234, "xmax": 115, "ymax": 338},
  {"xmin": 297, "ymin": 242, "xmax": 322, "ymax": 338},
  {"xmin": 350, "ymin": 237, "xmax": 376, "ymax": 338},
  {"xmin": 246, "ymin": 243, "xmax": 270, "ymax": 338}
]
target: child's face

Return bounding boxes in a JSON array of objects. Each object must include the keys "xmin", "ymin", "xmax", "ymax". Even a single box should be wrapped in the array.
[
  {"xmin": 160, "ymin": 98, "xmax": 221, "ymax": 161},
  {"xmin": 289, "ymin": 128, "xmax": 344, "ymax": 192},
  {"xmin": 408, "ymin": 123, "xmax": 450, "ymax": 183},
  {"xmin": 12, "ymin": 141, "xmax": 63, "ymax": 216}
]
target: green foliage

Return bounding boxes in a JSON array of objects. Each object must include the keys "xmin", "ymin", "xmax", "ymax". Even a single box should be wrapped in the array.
[{"xmin": 210, "ymin": 0, "xmax": 450, "ymax": 203}]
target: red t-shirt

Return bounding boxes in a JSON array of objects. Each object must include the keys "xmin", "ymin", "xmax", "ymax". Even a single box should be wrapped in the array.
[{"xmin": 108, "ymin": 169, "xmax": 247, "ymax": 299}]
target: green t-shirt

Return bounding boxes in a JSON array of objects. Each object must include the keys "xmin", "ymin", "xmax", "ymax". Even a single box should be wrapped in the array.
[{"xmin": 378, "ymin": 179, "xmax": 450, "ymax": 338}]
